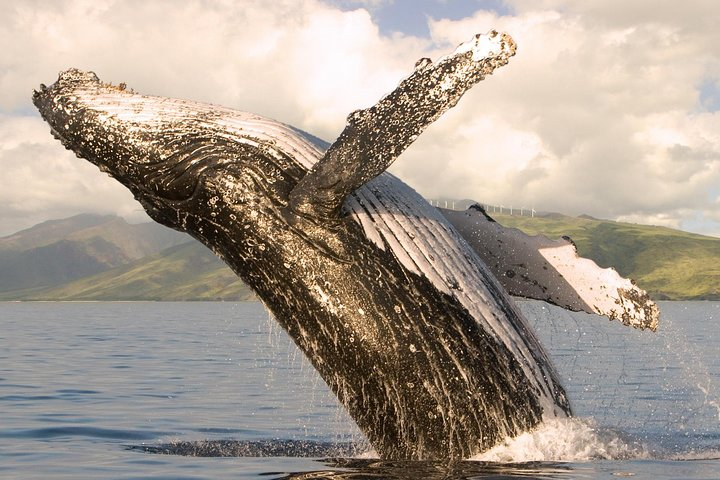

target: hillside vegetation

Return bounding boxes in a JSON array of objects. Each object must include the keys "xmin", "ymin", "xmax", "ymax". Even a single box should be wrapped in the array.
[
  {"xmin": 1, "ymin": 211, "xmax": 718, "ymax": 301},
  {"xmin": 25, "ymin": 242, "xmax": 254, "ymax": 301},
  {"xmin": 0, "ymin": 214, "xmax": 188, "ymax": 296},
  {"xmin": 0, "ymin": 214, "xmax": 252, "ymax": 301}
]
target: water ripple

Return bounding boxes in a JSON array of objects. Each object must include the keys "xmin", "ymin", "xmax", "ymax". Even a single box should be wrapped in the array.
[
  {"xmin": 129, "ymin": 439, "xmax": 361, "ymax": 457},
  {"xmin": 1, "ymin": 426, "xmax": 165, "ymax": 441}
]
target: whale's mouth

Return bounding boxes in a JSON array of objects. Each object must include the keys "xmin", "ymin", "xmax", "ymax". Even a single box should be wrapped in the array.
[
  {"xmin": 32, "ymin": 70, "xmax": 236, "ymax": 203},
  {"xmin": 33, "ymin": 75, "xmax": 87, "ymax": 153}
]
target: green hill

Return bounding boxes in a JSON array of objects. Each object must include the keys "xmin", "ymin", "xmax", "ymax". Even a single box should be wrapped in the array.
[
  {"xmin": 491, "ymin": 211, "xmax": 720, "ymax": 300},
  {"xmin": 0, "ymin": 214, "xmax": 188, "ymax": 295},
  {"xmin": 1, "ymin": 211, "xmax": 718, "ymax": 301},
  {"xmin": 7, "ymin": 241, "xmax": 253, "ymax": 301}
]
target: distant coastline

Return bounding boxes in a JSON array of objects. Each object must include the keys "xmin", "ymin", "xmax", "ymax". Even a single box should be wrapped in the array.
[{"xmin": 1, "ymin": 211, "xmax": 718, "ymax": 302}]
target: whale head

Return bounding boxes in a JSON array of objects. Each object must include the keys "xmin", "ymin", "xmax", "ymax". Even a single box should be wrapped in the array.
[{"xmin": 32, "ymin": 69, "xmax": 322, "ymax": 237}]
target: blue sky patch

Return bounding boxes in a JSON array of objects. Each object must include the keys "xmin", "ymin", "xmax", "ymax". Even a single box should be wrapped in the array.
[
  {"xmin": 327, "ymin": 0, "xmax": 512, "ymax": 37},
  {"xmin": 698, "ymin": 78, "xmax": 720, "ymax": 112}
]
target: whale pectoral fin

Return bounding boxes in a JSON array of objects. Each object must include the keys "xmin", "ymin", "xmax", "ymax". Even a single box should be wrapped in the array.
[
  {"xmin": 441, "ymin": 206, "xmax": 660, "ymax": 331},
  {"xmin": 287, "ymin": 31, "xmax": 516, "ymax": 223}
]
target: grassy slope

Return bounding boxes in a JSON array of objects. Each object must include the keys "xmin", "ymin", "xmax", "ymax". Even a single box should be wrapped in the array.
[
  {"xmin": 492, "ymin": 213, "xmax": 720, "ymax": 300},
  {"xmin": 5, "ymin": 212, "xmax": 718, "ymax": 301},
  {"xmin": 16, "ymin": 241, "xmax": 254, "ymax": 301},
  {"xmin": 0, "ymin": 214, "xmax": 191, "ymax": 296}
]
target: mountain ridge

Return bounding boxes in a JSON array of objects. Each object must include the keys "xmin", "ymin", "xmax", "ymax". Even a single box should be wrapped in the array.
[
  {"xmin": 0, "ymin": 213, "xmax": 189, "ymax": 296},
  {"xmin": 15, "ymin": 241, "xmax": 254, "ymax": 301},
  {"xmin": 1, "ymin": 211, "xmax": 718, "ymax": 301}
]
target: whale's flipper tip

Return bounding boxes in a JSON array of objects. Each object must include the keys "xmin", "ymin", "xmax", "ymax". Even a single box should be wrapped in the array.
[
  {"xmin": 287, "ymin": 31, "xmax": 517, "ymax": 225},
  {"xmin": 441, "ymin": 207, "xmax": 660, "ymax": 331}
]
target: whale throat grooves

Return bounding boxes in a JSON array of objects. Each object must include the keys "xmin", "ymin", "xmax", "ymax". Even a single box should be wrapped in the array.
[{"xmin": 33, "ymin": 31, "xmax": 584, "ymax": 460}]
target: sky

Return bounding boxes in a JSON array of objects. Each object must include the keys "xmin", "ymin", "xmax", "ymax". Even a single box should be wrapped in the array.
[{"xmin": 1, "ymin": 0, "xmax": 719, "ymax": 237}]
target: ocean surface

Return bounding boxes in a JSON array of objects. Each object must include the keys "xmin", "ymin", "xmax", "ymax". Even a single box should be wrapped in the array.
[{"xmin": 1, "ymin": 300, "xmax": 718, "ymax": 479}]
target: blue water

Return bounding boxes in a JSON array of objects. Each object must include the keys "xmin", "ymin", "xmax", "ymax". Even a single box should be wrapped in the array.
[{"xmin": 0, "ymin": 301, "xmax": 718, "ymax": 479}]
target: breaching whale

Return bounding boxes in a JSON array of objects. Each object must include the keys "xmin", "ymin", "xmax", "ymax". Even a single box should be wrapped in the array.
[{"xmin": 33, "ymin": 31, "xmax": 658, "ymax": 460}]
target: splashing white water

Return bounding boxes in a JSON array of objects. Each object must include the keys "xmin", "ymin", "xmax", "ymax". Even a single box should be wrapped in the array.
[
  {"xmin": 355, "ymin": 418, "xmax": 649, "ymax": 462},
  {"xmin": 697, "ymin": 383, "xmax": 720, "ymax": 422},
  {"xmin": 471, "ymin": 418, "xmax": 648, "ymax": 463}
]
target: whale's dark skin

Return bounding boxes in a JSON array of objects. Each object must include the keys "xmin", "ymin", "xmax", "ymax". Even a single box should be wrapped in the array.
[{"xmin": 33, "ymin": 32, "xmax": 573, "ymax": 460}]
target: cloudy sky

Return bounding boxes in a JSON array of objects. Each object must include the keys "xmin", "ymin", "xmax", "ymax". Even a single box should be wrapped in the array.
[{"xmin": 2, "ymin": 0, "xmax": 719, "ymax": 237}]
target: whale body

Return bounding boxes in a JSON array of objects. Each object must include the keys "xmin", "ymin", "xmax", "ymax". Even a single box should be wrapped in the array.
[{"xmin": 33, "ymin": 32, "xmax": 657, "ymax": 460}]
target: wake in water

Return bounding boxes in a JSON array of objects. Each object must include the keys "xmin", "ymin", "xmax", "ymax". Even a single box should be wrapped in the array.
[
  {"xmin": 129, "ymin": 417, "xmax": 720, "ymax": 463},
  {"xmin": 128, "ymin": 438, "xmax": 362, "ymax": 458}
]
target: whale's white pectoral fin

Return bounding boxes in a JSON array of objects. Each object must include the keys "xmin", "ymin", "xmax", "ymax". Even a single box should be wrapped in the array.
[
  {"xmin": 536, "ymin": 242, "xmax": 659, "ymax": 330},
  {"xmin": 287, "ymin": 31, "xmax": 517, "ymax": 223},
  {"xmin": 441, "ymin": 206, "xmax": 659, "ymax": 331}
]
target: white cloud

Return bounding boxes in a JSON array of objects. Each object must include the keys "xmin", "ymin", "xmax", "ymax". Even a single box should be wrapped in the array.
[
  {"xmin": 0, "ymin": 0, "xmax": 426, "ymax": 235},
  {"xmin": 0, "ymin": 114, "xmax": 145, "ymax": 236},
  {"xmin": 387, "ymin": 1, "xmax": 720, "ymax": 235},
  {"xmin": 1, "ymin": 0, "xmax": 719, "ymax": 237}
]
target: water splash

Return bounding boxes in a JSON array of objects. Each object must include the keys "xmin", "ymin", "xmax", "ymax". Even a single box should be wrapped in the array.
[
  {"xmin": 698, "ymin": 383, "xmax": 720, "ymax": 422},
  {"xmin": 353, "ymin": 418, "xmax": 650, "ymax": 463},
  {"xmin": 471, "ymin": 418, "xmax": 648, "ymax": 463},
  {"xmin": 660, "ymin": 312, "xmax": 720, "ymax": 429}
]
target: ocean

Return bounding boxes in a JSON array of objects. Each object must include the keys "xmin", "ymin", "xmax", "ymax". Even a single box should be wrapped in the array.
[{"xmin": 1, "ymin": 301, "xmax": 718, "ymax": 479}]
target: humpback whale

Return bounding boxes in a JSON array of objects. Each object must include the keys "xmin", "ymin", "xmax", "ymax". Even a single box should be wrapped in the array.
[{"xmin": 33, "ymin": 31, "xmax": 658, "ymax": 460}]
